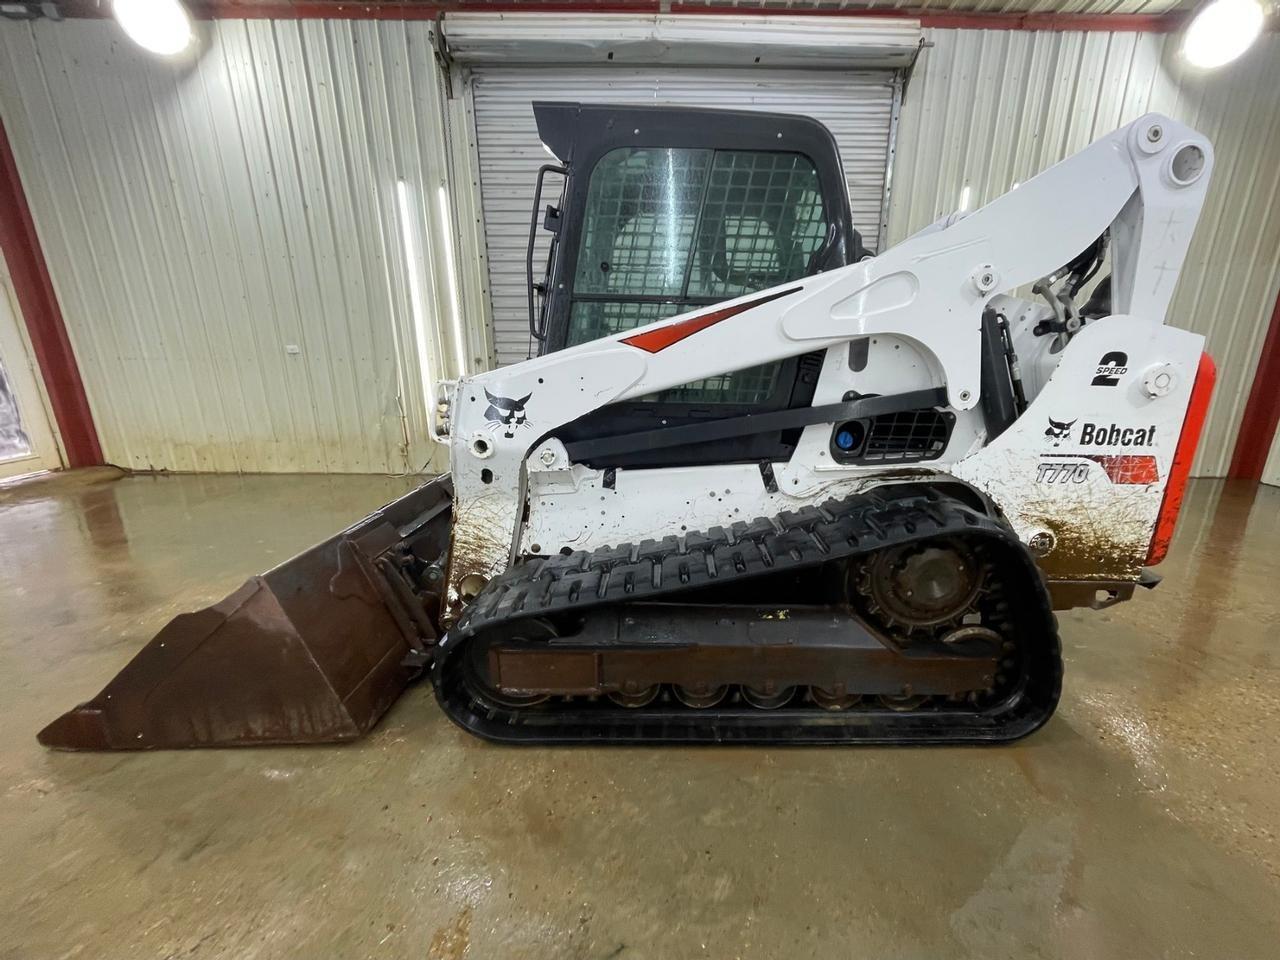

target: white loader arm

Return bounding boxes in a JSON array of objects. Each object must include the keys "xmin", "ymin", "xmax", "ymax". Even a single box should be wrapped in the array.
[{"xmin": 443, "ymin": 113, "xmax": 1214, "ymax": 612}]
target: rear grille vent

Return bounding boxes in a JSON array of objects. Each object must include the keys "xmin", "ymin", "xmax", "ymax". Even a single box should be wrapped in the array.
[
  {"xmin": 864, "ymin": 410, "xmax": 952, "ymax": 462},
  {"xmin": 830, "ymin": 409, "xmax": 954, "ymax": 464}
]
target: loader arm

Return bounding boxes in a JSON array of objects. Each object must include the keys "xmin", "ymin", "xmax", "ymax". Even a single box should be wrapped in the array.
[{"xmin": 444, "ymin": 113, "xmax": 1213, "ymax": 611}]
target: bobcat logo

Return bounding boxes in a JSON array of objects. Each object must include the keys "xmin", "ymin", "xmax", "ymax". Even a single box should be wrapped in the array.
[
  {"xmin": 483, "ymin": 389, "xmax": 532, "ymax": 439},
  {"xmin": 1045, "ymin": 417, "xmax": 1076, "ymax": 446}
]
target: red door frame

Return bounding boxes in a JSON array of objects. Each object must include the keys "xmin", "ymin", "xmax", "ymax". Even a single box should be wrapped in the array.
[
  {"xmin": 1228, "ymin": 288, "xmax": 1280, "ymax": 481},
  {"xmin": 0, "ymin": 115, "xmax": 102, "ymax": 468}
]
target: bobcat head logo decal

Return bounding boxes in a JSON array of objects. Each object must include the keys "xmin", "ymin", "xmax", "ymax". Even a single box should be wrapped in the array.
[
  {"xmin": 483, "ymin": 389, "xmax": 532, "ymax": 439},
  {"xmin": 1045, "ymin": 417, "xmax": 1076, "ymax": 446}
]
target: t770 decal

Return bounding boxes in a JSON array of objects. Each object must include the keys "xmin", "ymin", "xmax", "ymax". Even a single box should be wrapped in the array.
[{"xmin": 1040, "ymin": 454, "xmax": 1160, "ymax": 485}]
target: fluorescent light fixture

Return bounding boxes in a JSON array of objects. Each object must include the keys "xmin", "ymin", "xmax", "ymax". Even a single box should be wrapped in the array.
[
  {"xmin": 436, "ymin": 185, "xmax": 468, "ymax": 377},
  {"xmin": 396, "ymin": 180, "xmax": 439, "ymax": 437},
  {"xmin": 958, "ymin": 185, "xmax": 972, "ymax": 212},
  {"xmin": 113, "ymin": 0, "xmax": 193, "ymax": 56},
  {"xmin": 1183, "ymin": 0, "xmax": 1265, "ymax": 68}
]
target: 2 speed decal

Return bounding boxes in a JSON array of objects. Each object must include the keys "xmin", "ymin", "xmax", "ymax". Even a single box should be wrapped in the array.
[{"xmin": 1091, "ymin": 351, "xmax": 1129, "ymax": 387}]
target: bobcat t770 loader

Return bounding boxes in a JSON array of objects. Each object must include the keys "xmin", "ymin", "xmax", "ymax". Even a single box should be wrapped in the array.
[{"xmin": 39, "ymin": 103, "xmax": 1216, "ymax": 749}]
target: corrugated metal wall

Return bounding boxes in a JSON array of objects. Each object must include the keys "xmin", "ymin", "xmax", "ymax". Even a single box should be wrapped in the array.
[
  {"xmin": 4, "ymin": 19, "xmax": 1278, "ymax": 479},
  {"xmin": 889, "ymin": 29, "xmax": 1280, "ymax": 477},
  {"xmin": 467, "ymin": 66, "xmax": 895, "ymax": 365},
  {"xmin": 0, "ymin": 18, "xmax": 483, "ymax": 474}
]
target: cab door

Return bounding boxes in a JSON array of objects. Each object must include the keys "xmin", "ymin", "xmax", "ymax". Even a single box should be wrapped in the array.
[{"xmin": 531, "ymin": 102, "xmax": 862, "ymax": 469}]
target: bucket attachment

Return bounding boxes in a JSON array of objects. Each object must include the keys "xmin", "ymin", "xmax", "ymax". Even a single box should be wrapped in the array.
[{"xmin": 38, "ymin": 476, "xmax": 453, "ymax": 750}]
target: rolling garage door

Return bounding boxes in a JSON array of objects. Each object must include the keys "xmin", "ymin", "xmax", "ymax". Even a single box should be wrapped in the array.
[{"xmin": 467, "ymin": 68, "xmax": 898, "ymax": 365}]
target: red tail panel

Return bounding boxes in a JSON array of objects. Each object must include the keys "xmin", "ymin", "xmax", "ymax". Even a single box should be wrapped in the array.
[{"xmin": 1146, "ymin": 353, "xmax": 1216, "ymax": 565}]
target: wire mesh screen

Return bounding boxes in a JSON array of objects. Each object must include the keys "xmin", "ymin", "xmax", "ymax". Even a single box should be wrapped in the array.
[
  {"xmin": 567, "ymin": 146, "xmax": 828, "ymax": 406},
  {"xmin": 862, "ymin": 411, "xmax": 952, "ymax": 462},
  {"xmin": 574, "ymin": 149, "xmax": 708, "ymax": 298},
  {"xmin": 689, "ymin": 152, "xmax": 827, "ymax": 300},
  {"xmin": 569, "ymin": 301, "xmax": 683, "ymax": 342},
  {"xmin": 568, "ymin": 301, "xmax": 781, "ymax": 404},
  {"xmin": 655, "ymin": 364, "xmax": 784, "ymax": 405}
]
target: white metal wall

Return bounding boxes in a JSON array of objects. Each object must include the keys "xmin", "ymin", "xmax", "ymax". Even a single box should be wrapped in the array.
[
  {"xmin": 0, "ymin": 18, "xmax": 485, "ymax": 474},
  {"xmin": 889, "ymin": 29, "xmax": 1280, "ymax": 477},
  {"xmin": 467, "ymin": 67, "xmax": 895, "ymax": 366}
]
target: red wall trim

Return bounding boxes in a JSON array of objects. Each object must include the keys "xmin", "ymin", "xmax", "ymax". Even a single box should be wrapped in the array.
[
  {"xmin": 0, "ymin": 115, "xmax": 102, "ymax": 468},
  {"xmin": 669, "ymin": 5, "xmax": 1189, "ymax": 33},
  {"xmin": 916, "ymin": 11, "xmax": 1186, "ymax": 32},
  {"xmin": 205, "ymin": 1, "xmax": 445, "ymax": 17},
  {"xmin": 60, "ymin": 0, "xmax": 661, "ymax": 20},
  {"xmin": 1228, "ymin": 287, "xmax": 1280, "ymax": 481},
  {"xmin": 53, "ymin": 0, "xmax": 1203, "ymax": 33}
]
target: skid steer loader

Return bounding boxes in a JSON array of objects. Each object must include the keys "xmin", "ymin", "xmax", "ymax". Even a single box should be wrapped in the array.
[{"xmin": 39, "ymin": 103, "xmax": 1216, "ymax": 749}]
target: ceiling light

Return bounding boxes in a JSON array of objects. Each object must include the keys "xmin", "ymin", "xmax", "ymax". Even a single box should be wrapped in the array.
[
  {"xmin": 1182, "ymin": 0, "xmax": 1265, "ymax": 69},
  {"xmin": 113, "ymin": 0, "xmax": 193, "ymax": 56}
]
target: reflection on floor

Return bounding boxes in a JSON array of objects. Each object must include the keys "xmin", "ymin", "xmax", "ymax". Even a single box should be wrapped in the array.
[{"xmin": 1, "ymin": 469, "xmax": 1277, "ymax": 959}]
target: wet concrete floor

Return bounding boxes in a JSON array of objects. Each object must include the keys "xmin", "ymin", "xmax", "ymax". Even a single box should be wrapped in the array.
[{"xmin": 1, "ymin": 469, "xmax": 1277, "ymax": 959}]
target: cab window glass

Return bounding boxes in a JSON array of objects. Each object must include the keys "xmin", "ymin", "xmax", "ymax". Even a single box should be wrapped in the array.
[{"xmin": 569, "ymin": 147, "xmax": 828, "ymax": 404}]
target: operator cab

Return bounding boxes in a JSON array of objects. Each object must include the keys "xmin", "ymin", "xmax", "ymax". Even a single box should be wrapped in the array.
[{"xmin": 526, "ymin": 101, "xmax": 869, "ymax": 469}]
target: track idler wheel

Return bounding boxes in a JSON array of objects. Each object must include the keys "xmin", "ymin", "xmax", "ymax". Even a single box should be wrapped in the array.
[
  {"xmin": 608, "ymin": 684, "xmax": 661, "ymax": 708},
  {"xmin": 463, "ymin": 619, "xmax": 556, "ymax": 708},
  {"xmin": 878, "ymin": 693, "xmax": 930, "ymax": 712},
  {"xmin": 673, "ymin": 683, "xmax": 728, "ymax": 709},
  {"xmin": 741, "ymin": 685, "xmax": 796, "ymax": 710},
  {"xmin": 811, "ymin": 685, "xmax": 863, "ymax": 711}
]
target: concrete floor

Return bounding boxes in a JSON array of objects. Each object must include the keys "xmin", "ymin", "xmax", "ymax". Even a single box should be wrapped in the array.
[{"xmin": 1, "ymin": 469, "xmax": 1278, "ymax": 960}]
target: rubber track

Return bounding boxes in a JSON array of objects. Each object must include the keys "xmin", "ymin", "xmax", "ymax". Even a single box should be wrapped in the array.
[{"xmin": 433, "ymin": 484, "xmax": 1062, "ymax": 744}]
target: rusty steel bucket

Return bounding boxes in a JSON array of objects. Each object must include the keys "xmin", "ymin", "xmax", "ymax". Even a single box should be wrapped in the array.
[{"xmin": 38, "ymin": 476, "xmax": 453, "ymax": 750}]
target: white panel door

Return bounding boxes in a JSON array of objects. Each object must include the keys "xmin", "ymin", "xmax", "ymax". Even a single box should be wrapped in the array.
[
  {"xmin": 468, "ymin": 67, "xmax": 896, "ymax": 366},
  {"xmin": 0, "ymin": 272, "xmax": 60, "ymax": 479}
]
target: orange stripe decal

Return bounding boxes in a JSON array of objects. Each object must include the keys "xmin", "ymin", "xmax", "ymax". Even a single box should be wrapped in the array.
[
  {"xmin": 619, "ymin": 287, "xmax": 802, "ymax": 354},
  {"xmin": 1086, "ymin": 454, "xmax": 1160, "ymax": 485}
]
